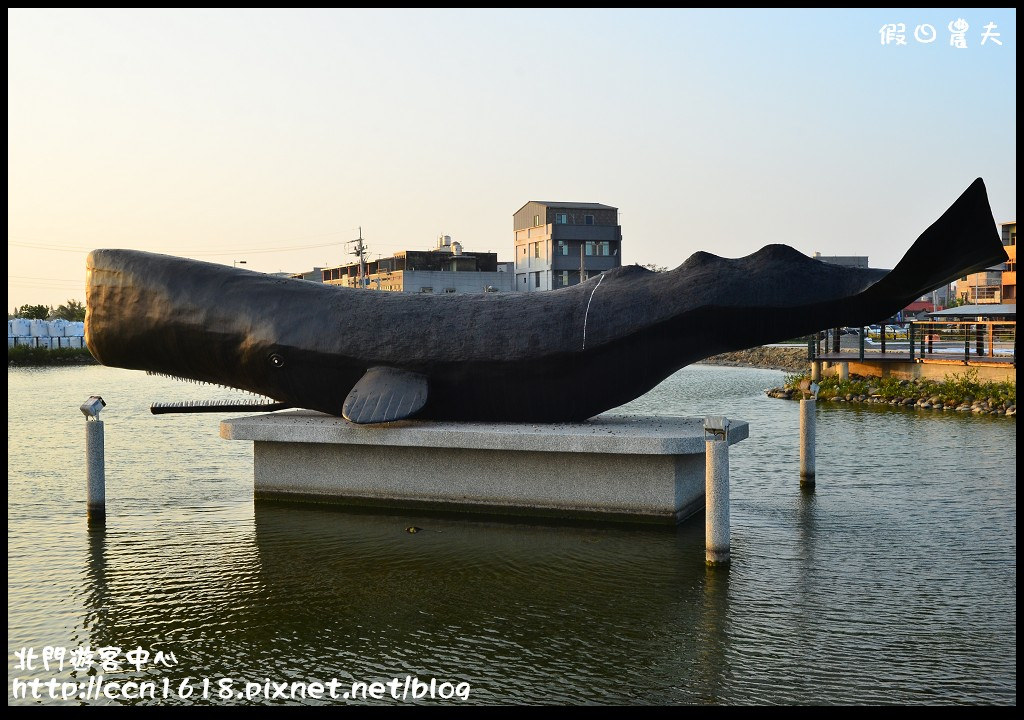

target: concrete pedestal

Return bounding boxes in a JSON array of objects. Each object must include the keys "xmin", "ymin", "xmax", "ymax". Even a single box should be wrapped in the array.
[{"xmin": 221, "ymin": 411, "xmax": 748, "ymax": 525}]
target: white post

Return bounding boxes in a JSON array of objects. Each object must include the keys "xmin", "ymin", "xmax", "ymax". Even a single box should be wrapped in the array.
[
  {"xmin": 810, "ymin": 361, "xmax": 821, "ymax": 382},
  {"xmin": 800, "ymin": 398, "xmax": 816, "ymax": 486},
  {"xmin": 82, "ymin": 396, "xmax": 106, "ymax": 525},
  {"xmin": 839, "ymin": 362, "xmax": 849, "ymax": 381},
  {"xmin": 704, "ymin": 416, "xmax": 730, "ymax": 566}
]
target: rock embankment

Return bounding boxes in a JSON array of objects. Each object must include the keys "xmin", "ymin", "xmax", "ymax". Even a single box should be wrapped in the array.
[
  {"xmin": 700, "ymin": 346, "xmax": 807, "ymax": 372},
  {"xmin": 766, "ymin": 375, "xmax": 1016, "ymax": 418}
]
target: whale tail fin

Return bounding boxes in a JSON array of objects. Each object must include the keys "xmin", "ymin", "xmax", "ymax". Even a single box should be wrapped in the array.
[{"xmin": 866, "ymin": 178, "xmax": 1007, "ymax": 306}]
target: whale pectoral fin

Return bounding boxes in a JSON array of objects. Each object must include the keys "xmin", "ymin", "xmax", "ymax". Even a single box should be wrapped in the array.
[{"xmin": 342, "ymin": 366, "xmax": 428, "ymax": 424}]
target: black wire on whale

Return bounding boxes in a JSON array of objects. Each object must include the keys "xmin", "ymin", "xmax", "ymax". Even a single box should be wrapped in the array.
[{"xmin": 85, "ymin": 179, "xmax": 1007, "ymax": 424}]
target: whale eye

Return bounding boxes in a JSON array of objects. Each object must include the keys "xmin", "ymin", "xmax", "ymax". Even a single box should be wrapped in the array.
[{"xmin": 268, "ymin": 352, "xmax": 285, "ymax": 369}]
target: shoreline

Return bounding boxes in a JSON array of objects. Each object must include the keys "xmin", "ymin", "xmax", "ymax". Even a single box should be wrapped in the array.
[
  {"xmin": 766, "ymin": 372, "xmax": 1015, "ymax": 418},
  {"xmin": 10, "ymin": 345, "xmax": 807, "ymax": 372},
  {"xmin": 697, "ymin": 346, "xmax": 807, "ymax": 373},
  {"xmin": 10, "ymin": 345, "xmax": 808, "ymax": 373},
  {"xmin": 8, "ymin": 346, "xmax": 99, "ymax": 367}
]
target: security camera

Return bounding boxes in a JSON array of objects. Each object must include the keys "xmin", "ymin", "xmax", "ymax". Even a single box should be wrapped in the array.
[{"xmin": 80, "ymin": 396, "xmax": 106, "ymax": 419}]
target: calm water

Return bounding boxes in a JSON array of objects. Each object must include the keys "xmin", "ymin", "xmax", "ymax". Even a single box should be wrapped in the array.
[{"xmin": 7, "ymin": 365, "xmax": 1016, "ymax": 705}]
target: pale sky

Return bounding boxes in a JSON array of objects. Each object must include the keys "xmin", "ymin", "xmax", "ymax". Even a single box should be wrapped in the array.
[{"xmin": 7, "ymin": 8, "xmax": 1017, "ymax": 310}]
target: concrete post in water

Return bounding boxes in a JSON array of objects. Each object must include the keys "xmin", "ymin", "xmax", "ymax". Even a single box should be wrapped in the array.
[
  {"xmin": 799, "ymin": 393, "xmax": 817, "ymax": 487},
  {"xmin": 704, "ymin": 416, "xmax": 731, "ymax": 566},
  {"xmin": 839, "ymin": 362, "xmax": 849, "ymax": 381},
  {"xmin": 81, "ymin": 396, "xmax": 107, "ymax": 525},
  {"xmin": 810, "ymin": 361, "xmax": 821, "ymax": 382}
]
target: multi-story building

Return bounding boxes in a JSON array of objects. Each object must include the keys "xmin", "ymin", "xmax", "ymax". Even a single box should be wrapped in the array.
[
  {"xmin": 811, "ymin": 252, "xmax": 869, "ymax": 268},
  {"xmin": 953, "ymin": 222, "xmax": 1016, "ymax": 305},
  {"xmin": 1001, "ymin": 221, "xmax": 1016, "ymax": 304},
  {"xmin": 957, "ymin": 269, "xmax": 1003, "ymax": 304},
  {"xmin": 318, "ymin": 236, "xmax": 513, "ymax": 294},
  {"xmin": 512, "ymin": 202, "xmax": 622, "ymax": 292}
]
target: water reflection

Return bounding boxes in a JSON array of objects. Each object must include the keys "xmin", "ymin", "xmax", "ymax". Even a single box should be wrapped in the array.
[
  {"xmin": 249, "ymin": 503, "xmax": 729, "ymax": 704},
  {"xmin": 8, "ymin": 365, "xmax": 1017, "ymax": 705},
  {"xmin": 691, "ymin": 567, "xmax": 730, "ymax": 704},
  {"xmin": 83, "ymin": 528, "xmax": 109, "ymax": 642}
]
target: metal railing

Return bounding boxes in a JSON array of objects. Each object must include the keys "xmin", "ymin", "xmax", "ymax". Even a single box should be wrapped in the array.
[
  {"xmin": 807, "ymin": 321, "xmax": 1016, "ymax": 365},
  {"xmin": 908, "ymin": 321, "xmax": 1016, "ymax": 364}
]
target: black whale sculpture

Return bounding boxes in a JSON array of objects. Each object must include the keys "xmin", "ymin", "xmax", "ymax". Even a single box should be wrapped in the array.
[{"xmin": 85, "ymin": 178, "xmax": 1006, "ymax": 424}]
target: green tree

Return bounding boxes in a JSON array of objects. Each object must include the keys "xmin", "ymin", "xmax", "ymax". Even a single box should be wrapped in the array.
[
  {"xmin": 53, "ymin": 299, "xmax": 86, "ymax": 322},
  {"xmin": 14, "ymin": 304, "xmax": 52, "ymax": 319},
  {"xmin": 641, "ymin": 263, "xmax": 669, "ymax": 273}
]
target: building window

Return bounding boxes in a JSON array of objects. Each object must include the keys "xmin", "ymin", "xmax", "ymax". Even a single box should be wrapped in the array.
[
  {"xmin": 533, "ymin": 272, "xmax": 541, "ymax": 288},
  {"xmin": 585, "ymin": 242, "xmax": 594, "ymax": 256},
  {"xmin": 556, "ymin": 241, "xmax": 568, "ymax": 256},
  {"xmin": 559, "ymin": 271, "xmax": 569, "ymax": 287},
  {"xmin": 533, "ymin": 214, "xmax": 540, "ymax": 227},
  {"xmin": 533, "ymin": 242, "xmax": 541, "ymax": 258},
  {"xmin": 585, "ymin": 214, "xmax": 594, "ymax": 225},
  {"xmin": 555, "ymin": 213, "xmax": 568, "ymax": 224},
  {"xmin": 585, "ymin": 241, "xmax": 610, "ymax": 257}
]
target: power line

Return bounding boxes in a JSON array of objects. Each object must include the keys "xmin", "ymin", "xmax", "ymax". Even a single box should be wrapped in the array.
[
  {"xmin": 7, "ymin": 227, "xmax": 362, "ymax": 256},
  {"xmin": 8, "ymin": 275, "xmax": 84, "ymax": 283},
  {"xmin": 8, "ymin": 239, "xmax": 351, "ymax": 257}
]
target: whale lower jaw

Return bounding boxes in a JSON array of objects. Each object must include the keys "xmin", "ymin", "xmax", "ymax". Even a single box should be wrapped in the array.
[{"xmin": 145, "ymin": 371, "xmax": 291, "ymax": 415}]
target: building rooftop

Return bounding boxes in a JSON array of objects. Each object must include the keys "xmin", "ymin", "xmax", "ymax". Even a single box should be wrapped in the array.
[
  {"xmin": 926, "ymin": 304, "xmax": 1016, "ymax": 318},
  {"xmin": 514, "ymin": 201, "xmax": 617, "ymax": 214}
]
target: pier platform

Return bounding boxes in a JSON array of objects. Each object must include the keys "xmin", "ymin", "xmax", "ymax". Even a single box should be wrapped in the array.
[
  {"xmin": 221, "ymin": 411, "xmax": 749, "ymax": 525},
  {"xmin": 814, "ymin": 352, "xmax": 1015, "ymax": 382}
]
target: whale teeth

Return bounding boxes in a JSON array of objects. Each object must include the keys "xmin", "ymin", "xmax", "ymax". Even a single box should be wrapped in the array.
[{"xmin": 150, "ymin": 398, "xmax": 292, "ymax": 414}]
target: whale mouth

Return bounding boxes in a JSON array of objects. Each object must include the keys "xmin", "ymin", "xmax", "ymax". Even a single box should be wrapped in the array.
[{"xmin": 146, "ymin": 371, "xmax": 292, "ymax": 414}]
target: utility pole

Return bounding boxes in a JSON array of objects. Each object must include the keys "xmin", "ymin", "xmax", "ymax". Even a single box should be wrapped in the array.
[
  {"xmin": 347, "ymin": 227, "xmax": 368, "ymax": 289},
  {"xmin": 580, "ymin": 243, "xmax": 587, "ymax": 284}
]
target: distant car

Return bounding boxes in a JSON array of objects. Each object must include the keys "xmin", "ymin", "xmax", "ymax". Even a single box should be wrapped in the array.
[{"xmin": 840, "ymin": 327, "xmax": 860, "ymax": 336}]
